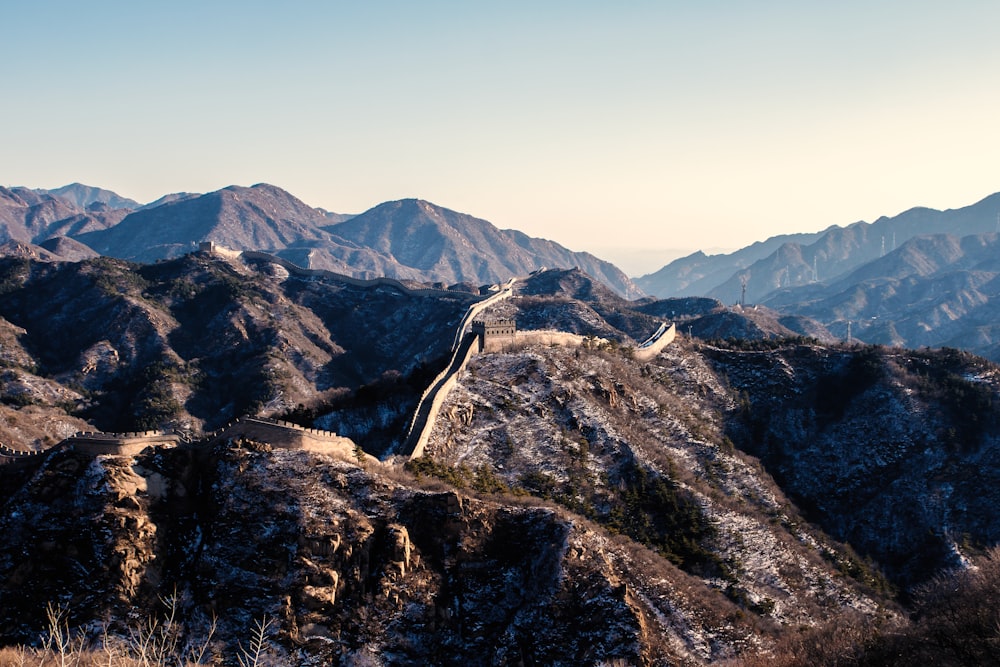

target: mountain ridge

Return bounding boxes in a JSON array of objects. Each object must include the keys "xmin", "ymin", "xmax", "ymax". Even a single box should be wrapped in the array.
[
  {"xmin": 634, "ymin": 190, "xmax": 1000, "ymax": 360},
  {"xmin": 56, "ymin": 184, "xmax": 641, "ymax": 298},
  {"xmin": 0, "ymin": 252, "xmax": 998, "ymax": 663},
  {"xmin": 640, "ymin": 191, "xmax": 1000, "ymax": 302}
]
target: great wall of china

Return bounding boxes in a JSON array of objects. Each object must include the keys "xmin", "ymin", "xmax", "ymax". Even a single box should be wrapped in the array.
[
  {"xmin": 0, "ymin": 248, "xmax": 675, "ymax": 465},
  {"xmin": 0, "ymin": 417, "xmax": 373, "ymax": 464},
  {"xmin": 401, "ymin": 319, "xmax": 674, "ymax": 459}
]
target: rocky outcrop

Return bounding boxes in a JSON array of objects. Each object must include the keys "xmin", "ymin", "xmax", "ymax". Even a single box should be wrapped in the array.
[
  {"xmin": 0, "ymin": 441, "xmax": 764, "ymax": 664},
  {"xmin": 425, "ymin": 341, "xmax": 888, "ymax": 628}
]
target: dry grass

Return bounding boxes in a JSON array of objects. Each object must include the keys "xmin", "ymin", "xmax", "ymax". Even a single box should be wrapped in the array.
[{"xmin": 0, "ymin": 594, "xmax": 222, "ymax": 667}]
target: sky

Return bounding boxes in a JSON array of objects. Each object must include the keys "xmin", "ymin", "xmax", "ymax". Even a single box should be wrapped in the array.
[{"xmin": 3, "ymin": 1, "xmax": 1000, "ymax": 275}]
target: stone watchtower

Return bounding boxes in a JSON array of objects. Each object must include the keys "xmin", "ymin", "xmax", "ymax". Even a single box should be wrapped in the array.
[
  {"xmin": 199, "ymin": 241, "xmax": 241, "ymax": 259},
  {"xmin": 471, "ymin": 319, "xmax": 516, "ymax": 352}
]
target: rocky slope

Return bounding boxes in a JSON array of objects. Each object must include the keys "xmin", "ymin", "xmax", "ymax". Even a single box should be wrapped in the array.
[
  {"xmin": 0, "ymin": 435, "xmax": 796, "ymax": 665},
  {"xmin": 0, "ymin": 252, "xmax": 470, "ymax": 446},
  {"xmin": 425, "ymin": 339, "xmax": 888, "ymax": 612},
  {"xmin": 705, "ymin": 341, "xmax": 1000, "ymax": 588},
  {"xmin": 1, "ymin": 255, "xmax": 999, "ymax": 664},
  {"xmin": 418, "ymin": 292, "xmax": 1000, "ymax": 593}
]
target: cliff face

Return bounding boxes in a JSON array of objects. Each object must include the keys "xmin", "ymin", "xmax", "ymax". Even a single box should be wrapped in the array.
[{"xmin": 0, "ymin": 441, "xmax": 757, "ymax": 665}]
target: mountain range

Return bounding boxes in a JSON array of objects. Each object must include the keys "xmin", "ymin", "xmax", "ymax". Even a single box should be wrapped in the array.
[
  {"xmin": 1, "ymin": 251, "xmax": 999, "ymax": 663},
  {"xmin": 0, "ymin": 183, "xmax": 640, "ymax": 299},
  {"xmin": 638, "ymin": 192, "xmax": 1000, "ymax": 361},
  {"xmin": 6, "ymin": 180, "xmax": 1000, "ymax": 361},
  {"xmin": 638, "ymin": 193, "xmax": 1000, "ymax": 302}
]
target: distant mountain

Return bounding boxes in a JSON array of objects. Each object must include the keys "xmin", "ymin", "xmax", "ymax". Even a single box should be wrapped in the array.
[
  {"xmin": 73, "ymin": 187, "xmax": 641, "ymax": 298},
  {"xmin": 76, "ymin": 183, "xmax": 344, "ymax": 262},
  {"xmin": 0, "ymin": 186, "xmax": 126, "ymax": 244},
  {"xmin": 640, "ymin": 192, "xmax": 1000, "ymax": 302},
  {"xmin": 328, "ymin": 199, "xmax": 642, "ymax": 298},
  {"xmin": 139, "ymin": 191, "xmax": 201, "ymax": 209},
  {"xmin": 762, "ymin": 232, "xmax": 1000, "ymax": 358},
  {"xmin": 635, "ymin": 230, "xmax": 826, "ymax": 298},
  {"xmin": 38, "ymin": 182, "xmax": 141, "ymax": 210},
  {"xmin": 37, "ymin": 236, "xmax": 100, "ymax": 261},
  {"xmin": 315, "ymin": 207, "xmax": 355, "ymax": 224},
  {"xmin": 634, "ymin": 295, "xmax": 833, "ymax": 342},
  {"xmin": 633, "ymin": 191, "xmax": 1000, "ymax": 359}
]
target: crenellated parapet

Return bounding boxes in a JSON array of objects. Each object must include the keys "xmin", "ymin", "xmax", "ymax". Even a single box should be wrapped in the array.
[
  {"xmin": 0, "ymin": 442, "xmax": 49, "ymax": 458},
  {"xmin": 205, "ymin": 416, "xmax": 372, "ymax": 462},
  {"xmin": 471, "ymin": 319, "xmax": 517, "ymax": 352},
  {"xmin": 0, "ymin": 415, "xmax": 370, "ymax": 465},
  {"xmin": 65, "ymin": 430, "xmax": 182, "ymax": 455}
]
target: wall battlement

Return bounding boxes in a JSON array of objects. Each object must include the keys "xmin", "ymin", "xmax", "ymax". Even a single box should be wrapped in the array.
[
  {"xmin": 0, "ymin": 416, "xmax": 370, "ymax": 465},
  {"xmin": 0, "ymin": 443, "xmax": 47, "ymax": 458},
  {"xmin": 471, "ymin": 319, "xmax": 516, "ymax": 352},
  {"xmin": 205, "ymin": 416, "xmax": 366, "ymax": 461},
  {"xmin": 199, "ymin": 241, "xmax": 243, "ymax": 260},
  {"xmin": 402, "ymin": 319, "xmax": 675, "ymax": 459}
]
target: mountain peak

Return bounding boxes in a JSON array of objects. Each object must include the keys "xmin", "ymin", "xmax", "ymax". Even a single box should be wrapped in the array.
[{"xmin": 42, "ymin": 183, "xmax": 140, "ymax": 210}]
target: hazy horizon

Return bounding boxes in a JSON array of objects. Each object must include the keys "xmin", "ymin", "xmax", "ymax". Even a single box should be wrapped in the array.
[{"xmin": 4, "ymin": 2, "xmax": 999, "ymax": 271}]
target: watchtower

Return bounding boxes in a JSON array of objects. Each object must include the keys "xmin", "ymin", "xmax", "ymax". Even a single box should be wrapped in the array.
[{"xmin": 471, "ymin": 319, "xmax": 516, "ymax": 352}]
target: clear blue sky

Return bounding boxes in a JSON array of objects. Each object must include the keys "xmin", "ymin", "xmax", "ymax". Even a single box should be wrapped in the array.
[{"xmin": 3, "ymin": 1, "xmax": 1000, "ymax": 274}]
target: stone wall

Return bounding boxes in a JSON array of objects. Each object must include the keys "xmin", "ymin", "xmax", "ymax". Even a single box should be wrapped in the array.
[
  {"xmin": 405, "ymin": 333, "xmax": 479, "ymax": 459},
  {"xmin": 482, "ymin": 329, "xmax": 590, "ymax": 352},
  {"xmin": 200, "ymin": 241, "xmax": 243, "ymax": 260},
  {"xmin": 450, "ymin": 278, "xmax": 516, "ymax": 351},
  {"xmin": 400, "ymin": 280, "xmax": 517, "ymax": 458},
  {"xmin": 633, "ymin": 322, "xmax": 676, "ymax": 362},
  {"xmin": 2, "ymin": 417, "xmax": 369, "ymax": 464},
  {"xmin": 207, "ymin": 417, "xmax": 371, "ymax": 463},
  {"xmin": 406, "ymin": 321, "xmax": 676, "ymax": 458},
  {"xmin": 0, "ymin": 443, "xmax": 48, "ymax": 458},
  {"xmin": 65, "ymin": 431, "xmax": 182, "ymax": 456}
]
